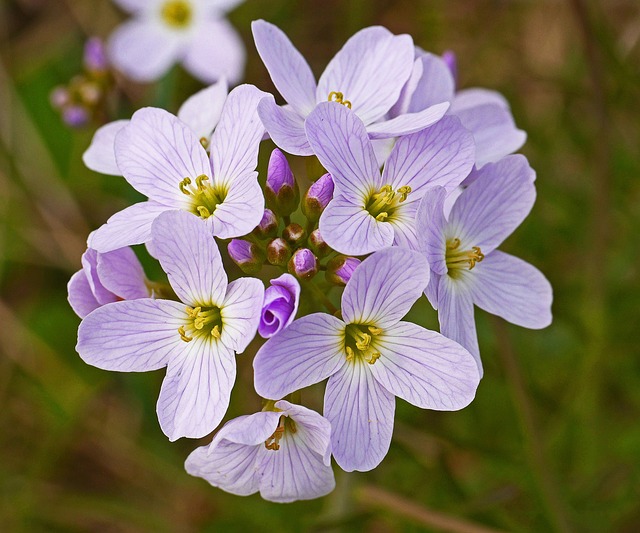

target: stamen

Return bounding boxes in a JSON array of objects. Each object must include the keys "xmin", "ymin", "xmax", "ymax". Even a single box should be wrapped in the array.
[
  {"xmin": 178, "ymin": 326, "xmax": 193, "ymax": 343},
  {"xmin": 178, "ymin": 306, "xmax": 222, "ymax": 342},
  {"xmin": 366, "ymin": 184, "xmax": 412, "ymax": 221},
  {"xmin": 367, "ymin": 351, "xmax": 381, "ymax": 365},
  {"xmin": 355, "ymin": 333, "xmax": 371, "ymax": 351},
  {"xmin": 211, "ymin": 325, "xmax": 221, "ymax": 339},
  {"xmin": 397, "ymin": 186, "xmax": 412, "ymax": 202},
  {"xmin": 328, "ymin": 91, "xmax": 352, "ymax": 109},
  {"xmin": 375, "ymin": 212, "xmax": 388, "ymax": 222},
  {"xmin": 346, "ymin": 346, "xmax": 355, "ymax": 361},
  {"xmin": 179, "ymin": 177, "xmax": 192, "ymax": 195},
  {"xmin": 199, "ymin": 137, "xmax": 209, "ymax": 150},
  {"xmin": 196, "ymin": 205, "xmax": 211, "ymax": 218},
  {"xmin": 445, "ymin": 238, "xmax": 485, "ymax": 274},
  {"xmin": 264, "ymin": 426, "xmax": 284, "ymax": 451},
  {"xmin": 344, "ymin": 324, "xmax": 383, "ymax": 365},
  {"xmin": 368, "ymin": 326, "xmax": 383, "ymax": 336},
  {"xmin": 195, "ymin": 174, "xmax": 209, "ymax": 190}
]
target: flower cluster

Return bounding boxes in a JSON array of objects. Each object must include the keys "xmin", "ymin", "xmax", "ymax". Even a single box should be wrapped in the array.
[{"xmin": 69, "ymin": 20, "xmax": 552, "ymax": 503}]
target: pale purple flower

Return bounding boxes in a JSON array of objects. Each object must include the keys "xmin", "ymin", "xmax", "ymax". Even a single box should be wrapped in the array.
[
  {"xmin": 306, "ymin": 101, "xmax": 475, "ymax": 255},
  {"xmin": 83, "ymin": 78, "xmax": 228, "ymax": 176},
  {"xmin": 185, "ymin": 400, "xmax": 334, "ymax": 502},
  {"xmin": 392, "ymin": 50, "xmax": 526, "ymax": 168},
  {"xmin": 108, "ymin": 0, "xmax": 245, "ymax": 84},
  {"xmin": 252, "ymin": 20, "xmax": 450, "ymax": 156},
  {"xmin": 88, "ymin": 84, "xmax": 268, "ymax": 252},
  {"xmin": 77, "ymin": 210, "xmax": 264, "ymax": 440},
  {"xmin": 68, "ymin": 245, "xmax": 150, "ymax": 318},
  {"xmin": 253, "ymin": 247, "xmax": 479, "ymax": 472},
  {"xmin": 417, "ymin": 155, "xmax": 552, "ymax": 375},
  {"xmin": 259, "ymin": 273, "xmax": 300, "ymax": 338}
]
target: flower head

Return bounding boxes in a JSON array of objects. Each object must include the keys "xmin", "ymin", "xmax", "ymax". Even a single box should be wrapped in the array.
[
  {"xmin": 253, "ymin": 247, "xmax": 479, "ymax": 471},
  {"xmin": 185, "ymin": 400, "xmax": 334, "ymax": 502},
  {"xmin": 259, "ymin": 273, "xmax": 300, "ymax": 339},
  {"xmin": 77, "ymin": 210, "xmax": 264, "ymax": 440}
]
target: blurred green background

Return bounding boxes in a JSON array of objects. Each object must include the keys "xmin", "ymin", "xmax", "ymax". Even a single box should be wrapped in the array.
[{"xmin": 1, "ymin": 0, "xmax": 639, "ymax": 531}]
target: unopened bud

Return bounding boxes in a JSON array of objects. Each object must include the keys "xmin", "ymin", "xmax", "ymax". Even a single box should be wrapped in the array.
[
  {"xmin": 83, "ymin": 37, "xmax": 109, "ymax": 73},
  {"xmin": 326, "ymin": 255, "xmax": 361, "ymax": 286},
  {"xmin": 265, "ymin": 148, "xmax": 299, "ymax": 216},
  {"xmin": 309, "ymin": 229, "xmax": 330, "ymax": 258},
  {"xmin": 266, "ymin": 238, "xmax": 292, "ymax": 267},
  {"xmin": 288, "ymin": 248, "xmax": 318, "ymax": 281},
  {"xmin": 253, "ymin": 208, "xmax": 278, "ymax": 239},
  {"xmin": 62, "ymin": 105, "xmax": 90, "ymax": 128},
  {"xmin": 282, "ymin": 223, "xmax": 306, "ymax": 247},
  {"xmin": 50, "ymin": 86, "xmax": 70, "ymax": 109},
  {"xmin": 227, "ymin": 239, "xmax": 265, "ymax": 274},
  {"xmin": 303, "ymin": 173, "xmax": 334, "ymax": 222}
]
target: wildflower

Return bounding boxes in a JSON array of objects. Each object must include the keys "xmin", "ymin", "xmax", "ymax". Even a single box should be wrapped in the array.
[
  {"xmin": 252, "ymin": 20, "xmax": 450, "ymax": 156},
  {"xmin": 254, "ymin": 248, "xmax": 479, "ymax": 472},
  {"xmin": 306, "ymin": 102, "xmax": 474, "ymax": 255},
  {"xmin": 259, "ymin": 273, "xmax": 300, "ymax": 338},
  {"xmin": 77, "ymin": 210, "xmax": 264, "ymax": 440},
  {"xmin": 88, "ymin": 84, "xmax": 268, "ymax": 252},
  {"xmin": 417, "ymin": 155, "xmax": 552, "ymax": 374},
  {"xmin": 108, "ymin": 0, "xmax": 245, "ymax": 84},
  {"xmin": 185, "ymin": 400, "xmax": 334, "ymax": 502},
  {"xmin": 68, "ymin": 246, "xmax": 150, "ymax": 318}
]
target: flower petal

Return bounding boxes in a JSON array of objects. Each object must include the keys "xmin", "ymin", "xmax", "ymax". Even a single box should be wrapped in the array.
[
  {"xmin": 324, "ymin": 359, "xmax": 395, "ymax": 472},
  {"xmin": 220, "ymin": 277, "xmax": 264, "ymax": 354},
  {"xmin": 416, "ymin": 187, "xmax": 448, "ymax": 276},
  {"xmin": 68, "ymin": 270, "xmax": 100, "ymax": 318},
  {"xmin": 471, "ymin": 250, "xmax": 552, "ymax": 329},
  {"xmin": 97, "ymin": 247, "xmax": 149, "ymax": 300},
  {"xmin": 389, "ymin": 201, "xmax": 419, "ymax": 250},
  {"xmin": 89, "ymin": 201, "xmax": 169, "ymax": 253},
  {"xmin": 342, "ymin": 247, "xmax": 430, "ymax": 328},
  {"xmin": 115, "ymin": 107, "xmax": 211, "ymax": 206},
  {"xmin": 252, "ymin": 20, "xmax": 317, "ymax": 115},
  {"xmin": 210, "ymin": 85, "xmax": 269, "ymax": 187},
  {"xmin": 366, "ymin": 102, "xmax": 449, "ymax": 139},
  {"xmin": 319, "ymin": 196, "xmax": 394, "ymax": 256},
  {"xmin": 212, "ymin": 411, "xmax": 282, "ymax": 446},
  {"xmin": 81, "ymin": 248, "xmax": 117, "ymax": 306},
  {"xmin": 317, "ymin": 27, "xmax": 414, "ymax": 124},
  {"xmin": 182, "ymin": 19, "xmax": 245, "ymax": 84},
  {"xmin": 257, "ymin": 98, "xmax": 312, "ymax": 156},
  {"xmin": 157, "ymin": 337, "xmax": 236, "ymax": 440},
  {"xmin": 210, "ymin": 172, "xmax": 264, "ymax": 239},
  {"xmin": 107, "ymin": 20, "xmax": 183, "ymax": 82},
  {"xmin": 370, "ymin": 321, "xmax": 479, "ymax": 410},
  {"xmin": 151, "ymin": 210, "xmax": 227, "ymax": 307},
  {"xmin": 405, "ymin": 53, "xmax": 455, "ymax": 113},
  {"xmin": 82, "ymin": 120, "xmax": 128, "ymax": 175},
  {"xmin": 253, "ymin": 313, "xmax": 346, "ymax": 400},
  {"xmin": 275, "ymin": 401, "xmax": 333, "ymax": 465},
  {"xmin": 177, "ymin": 78, "xmax": 228, "ymax": 142},
  {"xmin": 305, "ymin": 102, "xmax": 382, "ymax": 199},
  {"xmin": 76, "ymin": 299, "xmax": 186, "ymax": 372}
]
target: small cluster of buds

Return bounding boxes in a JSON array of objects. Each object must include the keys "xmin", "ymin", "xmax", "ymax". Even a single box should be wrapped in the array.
[
  {"xmin": 50, "ymin": 38, "xmax": 113, "ymax": 128},
  {"xmin": 227, "ymin": 149, "xmax": 360, "ymax": 286}
]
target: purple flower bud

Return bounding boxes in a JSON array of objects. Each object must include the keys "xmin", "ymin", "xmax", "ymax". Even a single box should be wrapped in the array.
[
  {"xmin": 50, "ymin": 86, "xmax": 70, "ymax": 109},
  {"xmin": 253, "ymin": 208, "xmax": 278, "ymax": 239},
  {"xmin": 228, "ymin": 239, "xmax": 264, "ymax": 274},
  {"xmin": 282, "ymin": 223, "xmax": 306, "ymax": 247},
  {"xmin": 441, "ymin": 50, "xmax": 458, "ymax": 88},
  {"xmin": 83, "ymin": 37, "xmax": 109, "ymax": 73},
  {"xmin": 326, "ymin": 255, "xmax": 361, "ymax": 286},
  {"xmin": 303, "ymin": 173, "xmax": 334, "ymax": 222},
  {"xmin": 258, "ymin": 273, "xmax": 301, "ymax": 338},
  {"xmin": 266, "ymin": 148, "xmax": 299, "ymax": 215},
  {"xmin": 62, "ymin": 105, "xmax": 89, "ymax": 128},
  {"xmin": 266, "ymin": 238, "xmax": 292, "ymax": 267},
  {"xmin": 288, "ymin": 248, "xmax": 318, "ymax": 281},
  {"xmin": 309, "ymin": 229, "xmax": 330, "ymax": 258}
]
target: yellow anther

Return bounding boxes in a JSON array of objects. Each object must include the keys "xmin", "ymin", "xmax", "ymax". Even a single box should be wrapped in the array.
[
  {"xmin": 445, "ymin": 238, "xmax": 485, "ymax": 273},
  {"xmin": 195, "ymin": 174, "xmax": 209, "ymax": 190},
  {"xmin": 265, "ymin": 423, "xmax": 285, "ymax": 451},
  {"xmin": 211, "ymin": 325, "xmax": 221, "ymax": 339},
  {"xmin": 446, "ymin": 238, "xmax": 461, "ymax": 250},
  {"xmin": 186, "ymin": 306, "xmax": 201, "ymax": 318},
  {"xmin": 355, "ymin": 333, "xmax": 371, "ymax": 351},
  {"xmin": 328, "ymin": 91, "xmax": 352, "ymax": 109},
  {"xmin": 367, "ymin": 351, "xmax": 381, "ymax": 365},
  {"xmin": 468, "ymin": 247, "xmax": 485, "ymax": 270},
  {"xmin": 178, "ymin": 326, "xmax": 193, "ymax": 343},
  {"xmin": 194, "ymin": 317, "xmax": 206, "ymax": 330},
  {"xmin": 397, "ymin": 185, "xmax": 412, "ymax": 202},
  {"xmin": 375, "ymin": 212, "xmax": 388, "ymax": 222},
  {"xmin": 179, "ymin": 177, "xmax": 192, "ymax": 195},
  {"xmin": 196, "ymin": 205, "xmax": 211, "ymax": 218},
  {"xmin": 346, "ymin": 346, "xmax": 355, "ymax": 361},
  {"xmin": 199, "ymin": 137, "xmax": 209, "ymax": 150},
  {"xmin": 368, "ymin": 326, "xmax": 383, "ymax": 336}
]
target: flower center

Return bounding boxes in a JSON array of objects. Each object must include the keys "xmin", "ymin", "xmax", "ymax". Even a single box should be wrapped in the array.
[
  {"xmin": 365, "ymin": 184, "xmax": 412, "ymax": 222},
  {"xmin": 161, "ymin": 0, "xmax": 192, "ymax": 28},
  {"xmin": 177, "ymin": 305, "xmax": 222, "ymax": 343},
  {"xmin": 264, "ymin": 416, "xmax": 297, "ymax": 451},
  {"xmin": 328, "ymin": 91, "xmax": 352, "ymax": 109},
  {"xmin": 178, "ymin": 175, "xmax": 227, "ymax": 219},
  {"xmin": 445, "ymin": 238, "xmax": 484, "ymax": 278},
  {"xmin": 344, "ymin": 324, "xmax": 383, "ymax": 365}
]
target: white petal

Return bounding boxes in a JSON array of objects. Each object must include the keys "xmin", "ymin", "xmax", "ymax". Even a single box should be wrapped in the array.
[
  {"xmin": 177, "ymin": 79, "xmax": 228, "ymax": 141},
  {"xmin": 220, "ymin": 278, "xmax": 264, "ymax": 354},
  {"xmin": 67, "ymin": 270, "xmax": 100, "ymax": 318},
  {"xmin": 366, "ymin": 102, "xmax": 449, "ymax": 139},
  {"xmin": 82, "ymin": 120, "xmax": 128, "ymax": 175},
  {"xmin": 210, "ymin": 172, "xmax": 264, "ymax": 239},
  {"xmin": 257, "ymin": 98, "xmax": 312, "ymax": 156}
]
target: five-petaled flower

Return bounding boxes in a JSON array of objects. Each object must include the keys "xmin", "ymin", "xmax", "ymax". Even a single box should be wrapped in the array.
[
  {"xmin": 253, "ymin": 247, "xmax": 480, "ymax": 472},
  {"xmin": 77, "ymin": 210, "xmax": 264, "ymax": 440}
]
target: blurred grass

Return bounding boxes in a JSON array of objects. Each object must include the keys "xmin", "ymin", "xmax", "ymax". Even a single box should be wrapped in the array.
[{"xmin": 1, "ymin": 0, "xmax": 640, "ymax": 531}]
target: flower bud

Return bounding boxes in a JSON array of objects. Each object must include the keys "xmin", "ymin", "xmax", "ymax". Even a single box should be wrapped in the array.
[
  {"xmin": 227, "ymin": 239, "xmax": 265, "ymax": 274},
  {"xmin": 265, "ymin": 148, "xmax": 299, "ymax": 216},
  {"xmin": 83, "ymin": 37, "xmax": 109, "ymax": 73},
  {"xmin": 303, "ymin": 173, "xmax": 334, "ymax": 222},
  {"xmin": 62, "ymin": 105, "xmax": 90, "ymax": 128},
  {"xmin": 441, "ymin": 50, "xmax": 457, "ymax": 87},
  {"xmin": 259, "ymin": 273, "xmax": 301, "ymax": 338},
  {"xmin": 326, "ymin": 255, "xmax": 361, "ymax": 286},
  {"xmin": 253, "ymin": 208, "xmax": 278, "ymax": 239},
  {"xmin": 309, "ymin": 229, "xmax": 330, "ymax": 258},
  {"xmin": 50, "ymin": 86, "xmax": 70, "ymax": 109},
  {"xmin": 266, "ymin": 238, "xmax": 292, "ymax": 267},
  {"xmin": 282, "ymin": 223, "xmax": 306, "ymax": 247},
  {"xmin": 288, "ymin": 248, "xmax": 318, "ymax": 281}
]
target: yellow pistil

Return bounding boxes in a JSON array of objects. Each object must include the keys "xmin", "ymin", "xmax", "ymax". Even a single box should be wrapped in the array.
[
  {"xmin": 178, "ymin": 174, "xmax": 227, "ymax": 220},
  {"xmin": 264, "ymin": 416, "xmax": 297, "ymax": 451},
  {"xmin": 161, "ymin": 0, "xmax": 192, "ymax": 28},
  {"xmin": 328, "ymin": 91, "xmax": 352, "ymax": 109},
  {"xmin": 365, "ymin": 184, "xmax": 412, "ymax": 222},
  {"xmin": 345, "ymin": 324, "xmax": 383, "ymax": 365},
  {"xmin": 178, "ymin": 305, "xmax": 222, "ymax": 342},
  {"xmin": 445, "ymin": 237, "xmax": 484, "ymax": 277}
]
